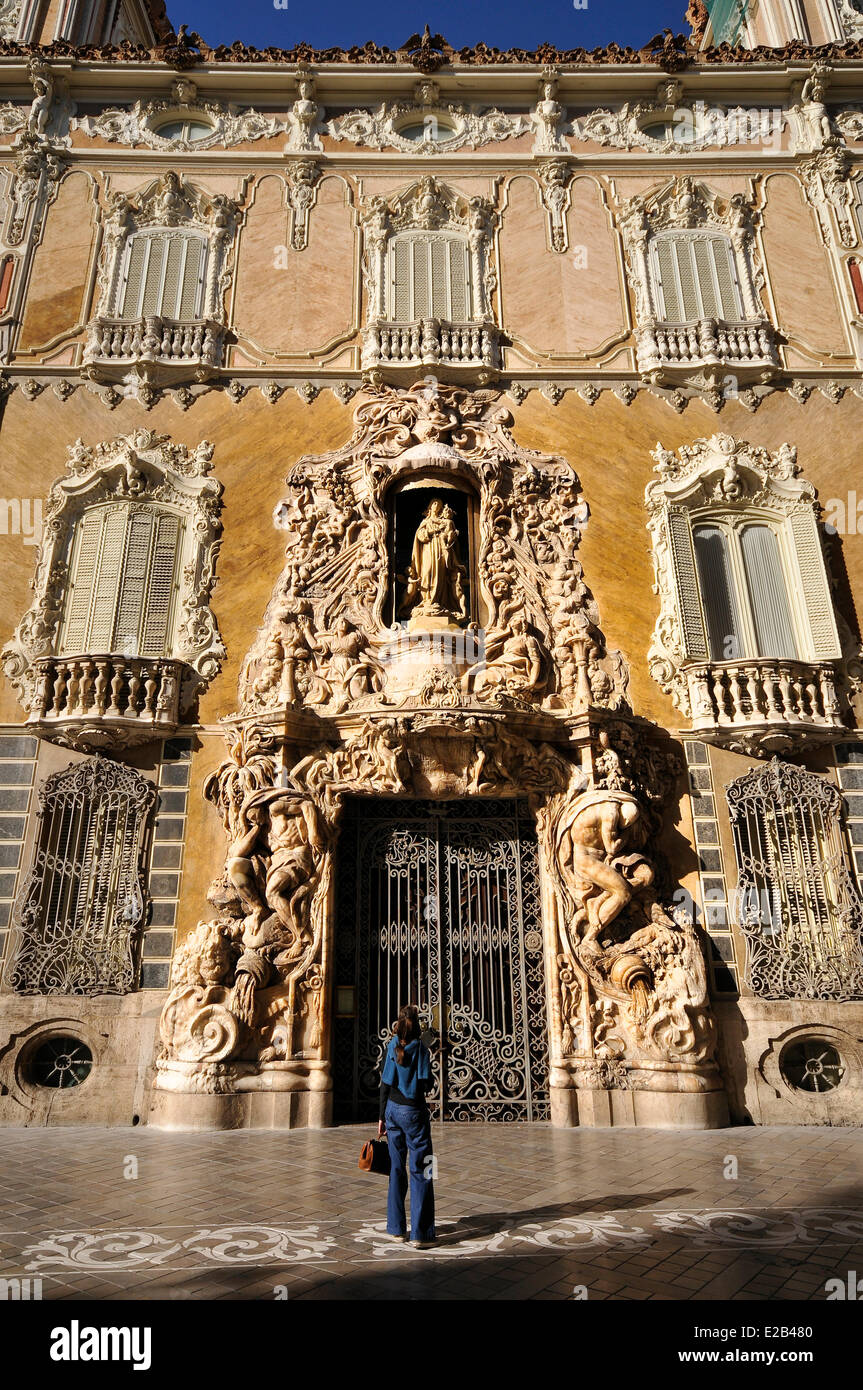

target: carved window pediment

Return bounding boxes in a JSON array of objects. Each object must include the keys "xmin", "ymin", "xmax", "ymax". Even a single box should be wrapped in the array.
[
  {"xmin": 646, "ymin": 433, "xmax": 857, "ymax": 756},
  {"xmin": 73, "ymin": 79, "xmax": 281, "ymax": 152},
  {"xmin": 83, "ymin": 172, "xmax": 239, "ymax": 385},
  {"xmin": 328, "ymin": 82, "xmax": 527, "ymax": 154},
  {"xmin": 2, "ymin": 429, "xmax": 225, "ymax": 749},
  {"xmin": 618, "ymin": 177, "xmax": 779, "ymax": 385}
]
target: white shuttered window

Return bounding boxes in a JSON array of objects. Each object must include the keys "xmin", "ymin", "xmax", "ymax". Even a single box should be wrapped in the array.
[
  {"xmin": 652, "ymin": 232, "xmax": 742, "ymax": 323},
  {"xmin": 388, "ymin": 232, "xmax": 472, "ymax": 321},
  {"xmin": 60, "ymin": 505, "xmax": 182, "ymax": 658},
  {"xmin": 116, "ymin": 229, "xmax": 207, "ymax": 320}
]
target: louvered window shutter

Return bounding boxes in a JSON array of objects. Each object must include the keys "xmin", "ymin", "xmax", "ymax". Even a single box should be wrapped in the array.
[
  {"xmin": 61, "ymin": 506, "xmax": 182, "ymax": 658},
  {"xmin": 740, "ymin": 524, "xmax": 798, "ymax": 660},
  {"xmin": 667, "ymin": 511, "xmax": 709, "ymax": 660},
  {"xmin": 788, "ymin": 510, "xmax": 842, "ymax": 660},
  {"xmin": 655, "ymin": 240, "xmax": 681, "ymax": 322},
  {"xmin": 390, "ymin": 233, "xmax": 471, "ymax": 322},
  {"xmin": 117, "ymin": 231, "xmax": 207, "ymax": 320},
  {"xmin": 393, "ymin": 238, "xmax": 411, "ymax": 321},
  {"xmin": 141, "ymin": 513, "xmax": 180, "ymax": 656},
  {"xmin": 694, "ymin": 524, "xmax": 745, "ymax": 660},
  {"xmin": 654, "ymin": 234, "xmax": 742, "ymax": 324}
]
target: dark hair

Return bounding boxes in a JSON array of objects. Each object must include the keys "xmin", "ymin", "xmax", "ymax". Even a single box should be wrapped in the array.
[{"xmin": 394, "ymin": 1004, "xmax": 420, "ymax": 1065}]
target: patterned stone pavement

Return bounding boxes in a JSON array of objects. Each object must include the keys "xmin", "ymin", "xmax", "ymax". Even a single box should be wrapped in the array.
[{"xmin": 0, "ymin": 1123, "xmax": 861, "ymax": 1300}]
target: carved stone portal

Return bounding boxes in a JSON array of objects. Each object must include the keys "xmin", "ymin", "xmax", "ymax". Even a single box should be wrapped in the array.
[{"xmin": 152, "ymin": 384, "xmax": 726, "ymax": 1129}]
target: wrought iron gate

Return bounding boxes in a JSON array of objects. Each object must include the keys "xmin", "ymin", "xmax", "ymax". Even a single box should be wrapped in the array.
[{"xmin": 333, "ymin": 799, "xmax": 549, "ymax": 1122}]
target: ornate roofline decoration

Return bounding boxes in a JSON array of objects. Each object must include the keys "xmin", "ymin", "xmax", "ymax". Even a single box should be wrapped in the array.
[
  {"xmin": 575, "ymin": 76, "xmax": 786, "ymax": 151},
  {"xmin": 2, "ymin": 30, "xmax": 863, "ymax": 69},
  {"xmin": 327, "ymin": 77, "xmax": 527, "ymax": 154},
  {"xmin": 2, "ymin": 428, "xmax": 225, "ymax": 726},
  {"xmin": 73, "ymin": 75, "xmax": 281, "ymax": 150}
]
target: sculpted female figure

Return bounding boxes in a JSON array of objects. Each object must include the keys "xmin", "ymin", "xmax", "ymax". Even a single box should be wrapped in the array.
[{"xmin": 399, "ymin": 498, "xmax": 467, "ymax": 625}]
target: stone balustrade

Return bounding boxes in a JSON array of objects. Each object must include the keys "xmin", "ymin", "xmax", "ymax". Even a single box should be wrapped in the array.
[
  {"xmin": 686, "ymin": 659, "xmax": 843, "ymax": 741},
  {"xmin": 637, "ymin": 317, "xmax": 780, "ymax": 380},
  {"xmin": 27, "ymin": 655, "xmax": 182, "ymax": 744},
  {"xmin": 83, "ymin": 316, "xmax": 225, "ymax": 382},
  {"xmin": 362, "ymin": 319, "xmax": 501, "ymax": 372}
]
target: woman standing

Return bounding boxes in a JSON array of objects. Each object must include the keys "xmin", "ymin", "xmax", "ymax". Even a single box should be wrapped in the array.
[{"xmin": 378, "ymin": 1004, "xmax": 436, "ymax": 1249}]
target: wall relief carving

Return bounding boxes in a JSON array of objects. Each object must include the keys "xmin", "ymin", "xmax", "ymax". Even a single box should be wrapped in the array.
[
  {"xmin": 154, "ymin": 381, "xmax": 722, "ymax": 1117},
  {"xmin": 74, "ymin": 76, "xmax": 281, "ymax": 150},
  {"xmin": 328, "ymin": 78, "xmax": 526, "ymax": 153}
]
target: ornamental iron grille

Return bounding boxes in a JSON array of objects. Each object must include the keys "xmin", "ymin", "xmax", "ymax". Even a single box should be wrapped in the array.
[
  {"xmin": 5, "ymin": 756, "xmax": 155, "ymax": 995},
  {"xmin": 727, "ymin": 758, "xmax": 863, "ymax": 1000},
  {"xmin": 334, "ymin": 798, "xmax": 549, "ymax": 1122}
]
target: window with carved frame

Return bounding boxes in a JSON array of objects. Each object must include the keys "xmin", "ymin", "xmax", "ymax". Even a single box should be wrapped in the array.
[
  {"xmin": 649, "ymin": 230, "xmax": 744, "ymax": 325},
  {"xmin": 387, "ymin": 230, "xmax": 474, "ymax": 323}
]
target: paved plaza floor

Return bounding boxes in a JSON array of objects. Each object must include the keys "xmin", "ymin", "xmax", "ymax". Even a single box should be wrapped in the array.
[{"xmin": 0, "ymin": 1123, "xmax": 861, "ymax": 1301}]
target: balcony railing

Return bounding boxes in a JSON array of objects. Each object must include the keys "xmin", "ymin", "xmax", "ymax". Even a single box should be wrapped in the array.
[
  {"xmin": 637, "ymin": 317, "xmax": 780, "ymax": 381},
  {"xmin": 26, "ymin": 655, "xmax": 182, "ymax": 748},
  {"xmin": 686, "ymin": 659, "xmax": 844, "ymax": 748},
  {"xmin": 82, "ymin": 316, "xmax": 225, "ymax": 384},
  {"xmin": 362, "ymin": 319, "xmax": 501, "ymax": 373}
]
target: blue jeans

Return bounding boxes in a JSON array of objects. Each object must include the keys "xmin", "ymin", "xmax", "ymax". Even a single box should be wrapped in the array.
[{"xmin": 385, "ymin": 1101, "xmax": 435, "ymax": 1242}]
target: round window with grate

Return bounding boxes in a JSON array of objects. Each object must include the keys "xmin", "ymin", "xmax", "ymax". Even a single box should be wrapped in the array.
[
  {"xmin": 30, "ymin": 1036, "xmax": 93, "ymax": 1089},
  {"xmin": 780, "ymin": 1038, "xmax": 845, "ymax": 1094}
]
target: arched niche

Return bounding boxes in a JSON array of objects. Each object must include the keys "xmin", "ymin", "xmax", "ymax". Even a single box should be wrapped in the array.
[{"xmin": 384, "ymin": 469, "xmax": 483, "ymax": 630}]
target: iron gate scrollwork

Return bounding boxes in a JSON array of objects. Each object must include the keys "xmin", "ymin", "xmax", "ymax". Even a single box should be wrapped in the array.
[{"xmin": 334, "ymin": 799, "xmax": 550, "ymax": 1122}]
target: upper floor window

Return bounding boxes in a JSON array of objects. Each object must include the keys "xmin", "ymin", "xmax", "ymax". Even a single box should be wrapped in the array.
[
  {"xmin": 2, "ymin": 431, "xmax": 225, "ymax": 749},
  {"xmin": 693, "ymin": 520, "xmax": 799, "ymax": 662},
  {"xmin": 618, "ymin": 177, "xmax": 779, "ymax": 382},
  {"xmin": 60, "ymin": 504, "xmax": 182, "ymax": 659},
  {"xmin": 389, "ymin": 230, "xmax": 472, "ymax": 323},
  {"xmin": 115, "ymin": 229, "xmax": 207, "ymax": 322},
  {"xmin": 152, "ymin": 118, "xmax": 215, "ymax": 143},
  {"xmin": 359, "ymin": 176, "xmax": 499, "ymax": 373},
  {"xmin": 646, "ymin": 433, "xmax": 849, "ymax": 751},
  {"xmin": 650, "ymin": 231, "xmax": 742, "ymax": 325}
]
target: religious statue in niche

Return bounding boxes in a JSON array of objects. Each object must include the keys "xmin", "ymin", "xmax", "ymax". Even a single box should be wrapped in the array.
[{"xmin": 398, "ymin": 497, "xmax": 468, "ymax": 628}]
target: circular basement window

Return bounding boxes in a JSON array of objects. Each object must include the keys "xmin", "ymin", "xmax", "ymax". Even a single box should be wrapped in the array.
[
  {"xmin": 780, "ymin": 1037, "xmax": 844, "ymax": 1094},
  {"xmin": 30, "ymin": 1036, "xmax": 93, "ymax": 1090}
]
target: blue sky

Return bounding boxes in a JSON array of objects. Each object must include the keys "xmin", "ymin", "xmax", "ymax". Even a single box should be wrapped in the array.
[{"xmin": 171, "ymin": 0, "xmax": 690, "ymax": 52}]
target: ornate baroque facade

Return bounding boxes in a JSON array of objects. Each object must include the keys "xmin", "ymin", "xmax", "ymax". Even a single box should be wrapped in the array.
[{"xmin": 0, "ymin": 2, "xmax": 862, "ymax": 1129}]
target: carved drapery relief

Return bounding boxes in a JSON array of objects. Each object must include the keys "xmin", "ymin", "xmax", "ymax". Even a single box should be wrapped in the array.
[
  {"xmin": 538, "ymin": 765, "xmax": 717, "ymax": 1072},
  {"xmin": 2, "ymin": 429, "xmax": 225, "ymax": 725},
  {"xmin": 285, "ymin": 159, "xmax": 321, "ymax": 251},
  {"xmin": 73, "ymin": 77, "xmax": 281, "ymax": 151},
  {"xmin": 536, "ymin": 159, "xmax": 574, "ymax": 253},
  {"xmin": 328, "ymin": 78, "xmax": 526, "ymax": 154},
  {"xmin": 529, "ymin": 70, "xmax": 570, "ymax": 155},
  {"xmin": 789, "ymin": 63, "xmax": 836, "ymax": 153}
]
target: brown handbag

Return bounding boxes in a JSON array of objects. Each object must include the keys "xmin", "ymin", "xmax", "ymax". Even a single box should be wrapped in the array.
[{"xmin": 358, "ymin": 1137, "xmax": 391, "ymax": 1175}]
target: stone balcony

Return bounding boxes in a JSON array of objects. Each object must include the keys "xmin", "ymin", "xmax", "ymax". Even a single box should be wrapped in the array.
[
  {"xmin": 637, "ymin": 317, "xmax": 781, "ymax": 384},
  {"xmin": 26, "ymin": 655, "xmax": 183, "ymax": 750},
  {"xmin": 685, "ymin": 658, "xmax": 845, "ymax": 754},
  {"xmin": 361, "ymin": 319, "xmax": 501, "ymax": 376},
  {"xmin": 82, "ymin": 316, "xmax": 226, "ymax": 385}
]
